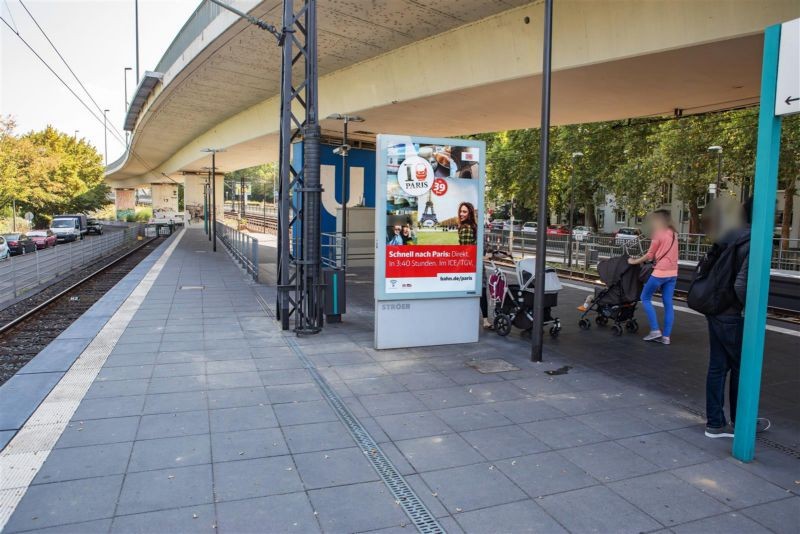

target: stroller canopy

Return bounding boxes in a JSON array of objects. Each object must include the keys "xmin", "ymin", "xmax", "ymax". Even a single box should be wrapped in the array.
[{"xmin": 597, "ymin": 256, "xmax": 642, "ymax": 303}]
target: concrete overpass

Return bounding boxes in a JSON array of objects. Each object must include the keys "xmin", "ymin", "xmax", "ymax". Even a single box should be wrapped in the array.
[{"xmin": 106, "ymin": 0, "xmax": 799, "ymax": 217}]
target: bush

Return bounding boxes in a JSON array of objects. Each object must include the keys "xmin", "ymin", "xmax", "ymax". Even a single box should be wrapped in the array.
[{"xmin": 134, "ymin": 208, "xmax": 152, "ymax": 222}]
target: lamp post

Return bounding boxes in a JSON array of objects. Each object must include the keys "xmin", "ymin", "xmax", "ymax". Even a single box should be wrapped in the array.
[
  {"xmin": 530, "ymin": 0, "xmax": 554, "ymax": 363},
  {"xmin": 201, "ymin": 148, "xmax": 226, "ymax": 251},
  {"xmin": 124, "ymin": 67, "xmax": 132, "ymax": 146},
  {"xmin": 566, "ymin": 151, "xmax": 583, "ymax": 268},
  {"xmin": 327, "ymin": 114, "xmax": 364, "ymax": 243},
  {"xmin": 708, "ymin": 145, "xmax": 723, "ymax": 198},
  {"xmin": 134, "ymin": 0, "xmax": 139, "ymax": 83},
  {"xmin": 103, "ymin": 109, "xmax": 110, "ymax": 167},
  {"xmin": 73, "ymin": 130, "xmax": 79, "ymax": 140}
]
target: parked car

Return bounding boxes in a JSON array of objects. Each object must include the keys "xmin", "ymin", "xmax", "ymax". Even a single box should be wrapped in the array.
[
  {"xmin": 51, "ymin": 214, "xmax": 87, "ymax": 242},
  {"xmin": 0, "ymin": 236, "xmax": 9, "ymax": 260},
  {"xmin": 489, "ymin": 220, "xmax": 505, "ymax": 232},
  {"xmin": 614, "ymin": 227, "xmax": 642, "ymax": 244},
  {"xmin": 3, "ymin": 233, "xmax": 37, "ymax": 255},
  {"xmin": 572, "ymin": 225, "xmax": 593, "ymax": 241},
  {"xmin": 521, "ymin": 221, "xmax": 538, "ymax": 234},
  {"xmin": 86, "ymin": 218, "xmax": 103, "ymax": 235},
  {"xmin": 502, "ymin": 220, "xmax": 522, "ymax": 232},
  {"xmin": 546, "ymin": 225, "xmax": 570, "ymax": 236},
  {"xmin": 27, "ymin": 229, "xmax": 57, "ymax": 249}
]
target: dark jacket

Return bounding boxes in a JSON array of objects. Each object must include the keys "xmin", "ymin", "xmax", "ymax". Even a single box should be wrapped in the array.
[{"xmin": 716, "ymin": 226, "xmax": 750, "ymax": 315}]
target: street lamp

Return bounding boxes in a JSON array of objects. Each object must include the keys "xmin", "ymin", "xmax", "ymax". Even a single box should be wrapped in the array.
[
  {"xmin": 566, "ymin": 151, "xmax": 583, "ymax": 268},
  {"xmin": 201, "ymin": 148, "xmax": 226, "ymax": 252},
  {"xmin": 103, "ymin": 109, "xmax": 110, "ymax": 167},
  {"xmin": 708, "ymin": 146, "xmax": 723, "ymax": 198},
  {"xmin": 124, "ymin": 67, "xmax": 133, "ymax": 146},
  {"xmin": 201, "ymin": 166, "xmax": 212, "ymax": 236},
  {"xmin": 73, "ymin": 130, "xmax": 79, "ymax": 139},
  {"xmin": 326, "ymin": 113, "xmax": 364, "ymax": 243}
]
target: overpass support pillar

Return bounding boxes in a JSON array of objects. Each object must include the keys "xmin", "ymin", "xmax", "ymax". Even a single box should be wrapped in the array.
[
  {"xmin": 151, "ymin": 183, "xmax": 179, "ymax": 217},
  {"xmin": 114, "ymin": 188, "xmax": 136, "ymax": 221},
  {"xmin": 183, "ymin": 174, "xmax": 224, "ymax": 227}
]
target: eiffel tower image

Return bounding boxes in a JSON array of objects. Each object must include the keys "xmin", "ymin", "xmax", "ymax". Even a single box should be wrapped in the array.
[{"xmin": 419, "ymin": 191, "xmax": 438, "ymax": 227}]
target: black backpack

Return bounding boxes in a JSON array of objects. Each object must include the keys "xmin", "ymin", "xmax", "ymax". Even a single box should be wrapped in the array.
[{"xmin": 687, "ymin": 234, "xmax": 749, "ymax": 315}]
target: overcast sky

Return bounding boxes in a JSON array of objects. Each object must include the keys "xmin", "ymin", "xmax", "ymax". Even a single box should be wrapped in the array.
[{"xmin": 1, "ymin": 0, "xmax": 198, "ymax": 163}]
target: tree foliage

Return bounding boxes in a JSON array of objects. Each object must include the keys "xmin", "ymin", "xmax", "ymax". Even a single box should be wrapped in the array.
[
  {"xmin": 226, "ymin": 163, "xmax": 278, "ymax": 203},
  {"xmin": 0, "ymin": 117, "xmax": 110, "ymax": 226},
  {"xmin": 480, "ymin": 108, "xmax": 799, "ymax": 234}
]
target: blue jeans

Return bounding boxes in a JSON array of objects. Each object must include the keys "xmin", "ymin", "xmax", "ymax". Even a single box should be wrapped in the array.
[
  {"xmin": 641, "ymin": 275, "xmax": 677, "ymax": 336},
  {"xmin": 706, "ymin": 314, "xmax": 743, "ymax": 428}
]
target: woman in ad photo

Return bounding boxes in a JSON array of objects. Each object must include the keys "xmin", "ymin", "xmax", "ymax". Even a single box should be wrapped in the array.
[{"xmin": 458, "ymin": 202, "xmax": 478, "ymax": 245}]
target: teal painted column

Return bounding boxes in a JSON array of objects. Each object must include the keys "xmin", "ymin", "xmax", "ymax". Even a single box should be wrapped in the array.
[{"xmin": 732, "ymin": 23, "xmax": 783, "ymax": 462}]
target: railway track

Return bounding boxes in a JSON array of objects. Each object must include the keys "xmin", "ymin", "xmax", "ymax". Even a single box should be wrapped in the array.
[
  {"xmin": 0, "ymin": 237, "xmax": 162, "ymax": 386},
  {"xmin": 224, "ymin": 209, "xmax": 277, "ymax": 233}
]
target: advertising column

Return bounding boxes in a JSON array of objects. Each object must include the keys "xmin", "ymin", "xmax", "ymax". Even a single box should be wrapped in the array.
[{"xmin": 374, "ymin": 135, "xmax": 485, "ymax": 349}]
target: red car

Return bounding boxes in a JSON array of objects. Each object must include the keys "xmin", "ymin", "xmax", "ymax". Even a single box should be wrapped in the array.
[
  {"xmin": 546, "ymin": 225, "xmax": 570, "ymax": 236},
  {"xmin": 27, "ymin": 230, "xmax": 57, "ymax": 249}
]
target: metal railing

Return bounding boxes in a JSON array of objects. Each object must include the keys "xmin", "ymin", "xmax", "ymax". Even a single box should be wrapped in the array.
[
  {"xmin": 485, "ymin": 230, "xmax": 800, "ymax": 273},
  {"xmin": 321, "ymin": 232, "xmax": 347, "ymax": 269},
  {"xmin": 0, "ymin": 224, "xmax": 144, "ymax": 307},
  {"xmin": 215, "ymin": 221, "xmax": 259, "ymax": 281}
]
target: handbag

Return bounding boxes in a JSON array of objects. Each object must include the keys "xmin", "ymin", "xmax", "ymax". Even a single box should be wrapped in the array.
[{"xmin": 638, "ymin": 231, "xmax": 675, "ymax": 284}]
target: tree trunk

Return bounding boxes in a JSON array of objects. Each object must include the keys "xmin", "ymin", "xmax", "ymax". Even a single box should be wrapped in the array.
[
  {"xmin": 585, "ymin": 202, "xmax": 597, "ymax": 231},
  {"xmin": 688, "ymin": 201, "xmax": 701, "ymax": 235},
  {"xmin": 782, "ymin": 186, "xmax": 794, "ymax": 240}
]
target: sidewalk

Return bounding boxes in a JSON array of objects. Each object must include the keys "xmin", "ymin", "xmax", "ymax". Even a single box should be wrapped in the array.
[{"xmin": 1, "ymin": 228, "xmax": 796, "ymax": 533}]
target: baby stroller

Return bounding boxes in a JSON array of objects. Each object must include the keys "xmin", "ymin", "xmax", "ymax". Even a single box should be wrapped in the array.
[
  {"xmin": 487, "ymin": 251, "xmax": 563, "ymax": 337},
  {"xmin": 578, "ymin": 255, "xmax": 642, "ymax": 336}
]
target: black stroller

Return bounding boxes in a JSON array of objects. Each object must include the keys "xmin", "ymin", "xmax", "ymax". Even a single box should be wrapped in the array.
[
  {"xmin": 578, "ymin": 255, "xmax": 642, "ymax": 336},
  {"xmin": 488, "ymin": 253, "xmax": 563, "ymax": 338}
]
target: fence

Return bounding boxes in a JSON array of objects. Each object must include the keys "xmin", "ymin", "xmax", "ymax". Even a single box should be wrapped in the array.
[
  {"xmin": 215, "ymin": 222, "xmax": 259, "ymax": 281},
  {"xmin": 0, "ymin": 224, "xmax": 144, "ymax": 307},
  {"xmin": 484, "ymin": 230, "xmax": 800, "ymax": 273}
]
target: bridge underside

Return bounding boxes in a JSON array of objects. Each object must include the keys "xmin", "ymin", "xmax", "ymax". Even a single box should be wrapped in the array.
[{"xmin": 106, "ymin": 0, "xmax": 798, "ymax": 188}]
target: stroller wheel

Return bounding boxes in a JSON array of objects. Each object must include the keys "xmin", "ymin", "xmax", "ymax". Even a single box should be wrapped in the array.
[
  {"xmin": 549, "ymin": 325, "xmax": 560, "ymax": 338},
  {"xmin": 494, "ymin": 314, "xmax": 512, "ymax": 337},
  {"xmin": 578, "ymin": 318, "xmax": 591, "ymax": 330},
  {"xmin": 611, "ymin": 324, "xmax": 623, "ymax": 336},
  {"xmin": 625, "ymin": 320, "xmax": 639, "ymax": 333},
  {"xmin": 595, "ymin": 315, "xmax": 608, "ymax": 326}
]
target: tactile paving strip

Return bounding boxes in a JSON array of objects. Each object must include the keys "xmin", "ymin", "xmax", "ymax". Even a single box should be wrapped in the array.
[{"xmin": 0, "ymin": 230, "xmax": 185, "ymax": 530}]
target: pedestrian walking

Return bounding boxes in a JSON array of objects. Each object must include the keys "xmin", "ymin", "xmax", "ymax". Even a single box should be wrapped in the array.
[{"xmin": 627, "ymin": 209, "xmax": 678, "ymax": 344}]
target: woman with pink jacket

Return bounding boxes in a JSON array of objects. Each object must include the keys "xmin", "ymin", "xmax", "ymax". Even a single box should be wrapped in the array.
[{"xmin": 627, "ymin": 210, "xmax": 679, "ymax": 345}]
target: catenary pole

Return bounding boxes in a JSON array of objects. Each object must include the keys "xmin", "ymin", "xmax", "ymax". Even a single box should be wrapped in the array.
[{"xmin": 531, "ymin": 0, "xmax": 554, "ymax": 362}]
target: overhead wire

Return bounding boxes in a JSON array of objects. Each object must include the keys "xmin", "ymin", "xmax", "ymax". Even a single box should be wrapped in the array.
[
  {"xmin": 0, "ymin": 15, "xmax": 127, "ymax": 147},
  {"xmin": 16, "ymin": 0, "xmax": 127, "ymax": 142}
]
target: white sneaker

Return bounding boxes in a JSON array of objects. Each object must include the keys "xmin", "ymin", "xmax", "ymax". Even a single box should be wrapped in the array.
[
  {"xmin": 661, "ymin": 336, "xmax": 671, "ymax": 345},
  {"xmin": 643, "ymin": 330, "xmax": 662, "ymax": 342}
]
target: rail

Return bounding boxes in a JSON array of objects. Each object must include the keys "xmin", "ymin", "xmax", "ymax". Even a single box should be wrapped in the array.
[
  {"xmin": 0, "ymin": 225, "xmax": 144, "ymax": 307},
  {"xmin": 215, "ymin": 221, "xmax": 259, "ymax": 281},
  {"xmin": 225, "ymin": 206, "xmax": 278, "ymax": 234},
  {"xmin": 321, "ymin": 232, "xmax": 347, "ymax": 269},
  {"xmin": 485, "ymin": 230, "xmax": 800, "ymax": 272}
]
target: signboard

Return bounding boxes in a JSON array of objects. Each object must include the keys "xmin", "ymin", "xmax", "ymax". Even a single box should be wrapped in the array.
[
  {"xmin": 375, "ymin": 135, "xmax": 485, "ymax": 300},
  {"xmin": 775, "ymin": 18, "xmax": 799, "ymax": 117},
  {"xmin": 374, "ymin": 135, "xmax": 485, "ymax": 349}
]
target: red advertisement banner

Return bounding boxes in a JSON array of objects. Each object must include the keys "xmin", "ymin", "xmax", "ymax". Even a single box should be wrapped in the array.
[{"xmin": 385, "ymin": 245, "xmax": 477, "ymax": 278}]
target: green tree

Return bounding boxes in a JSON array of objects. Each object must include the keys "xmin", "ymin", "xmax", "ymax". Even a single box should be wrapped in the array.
[
  {"xmin": 226, "ymin": 163, "xmax": 278, "ymax": 203},
  {"xmin": 0, "ymin": 118, "xmax": 109, "ymax": 226}
]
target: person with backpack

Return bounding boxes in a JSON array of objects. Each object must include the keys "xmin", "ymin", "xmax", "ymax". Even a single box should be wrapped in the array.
[
  {"xmin": 627, "ymin": 210, "xmax": 679, "ymax": 345},
  {"xmin": 687, "ymin": 198, "xmax": 767, "ymax": 438}
]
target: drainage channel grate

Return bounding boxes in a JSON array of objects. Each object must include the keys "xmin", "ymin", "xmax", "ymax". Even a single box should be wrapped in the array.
[
  {"xmin": 284, "ymin": 337, "xmax": 445, "ymax": 534},
  {"xmin": 669, "ymin": 400, "xmax": 800, "ymax": 460}
]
